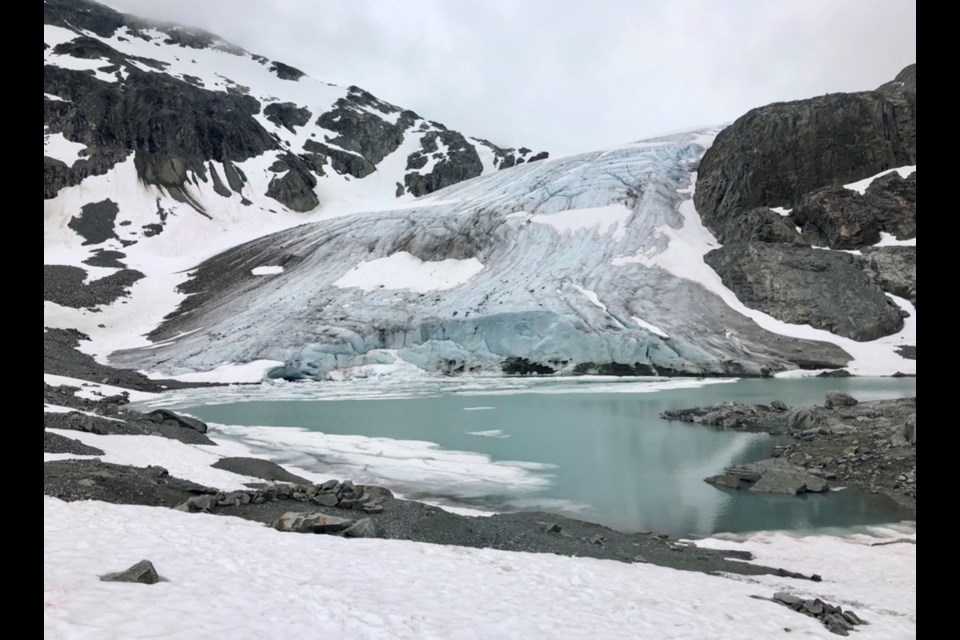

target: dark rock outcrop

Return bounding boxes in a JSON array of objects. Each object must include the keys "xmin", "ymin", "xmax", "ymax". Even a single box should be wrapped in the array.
[
  {"xmin": 705, "ymin": 243, "xmax": 904, "ymax": 341},
  {"xmin": 44, "ymin": 62, "xmax": 275, "ymax": 199},
  {"xmin": 265, "ymin": 155, "xmax": 319, "ymax": 212},
  {"xmin": 44, "ymin": 431, "xmax": 105, "ymax": 455},
  {"xmin": 67, "ymin": 199, "xmax": 119, "ymax": 245},
  {"xmin": 263, "ymin": 102, "xmax": 311, "ymax": 132},
  {"xmin": 269, "ymin": 61, "xmax": 305, "ymax": 81},
  {"xmin": 791, "ymin": 172, "xmax": 916, "ymax": 249},
  {"xmin": 44, "ymin": 265, "xmax": 145, "ymax": 309},
  {"xmin": 668, "ymin": 396, "xmax": 916, "ymax": 509},
  {"xmin": 99, "ymin": 559, "xmax": 161, "ymax": 585},
  {"xmin": 45, "ymin": 459, "xmax": 215, "ymax": 506},
  {"xmin": 720, "ymin": 207, "xmax": 806, "ymax": 245},
  {"xmin": 316, "ymin": 88, "xmax": 418, "ymax": 170},
  {"xmin": 404, "ymin": 130, "xmax": 484, "ymax": 197},
  {"xmin": 864, "ymin": 245, "xmax": 916, "ymax": 305},
  {"xmin": 694, "ymin": 64, "xmax": 916, "ymax": 242}
]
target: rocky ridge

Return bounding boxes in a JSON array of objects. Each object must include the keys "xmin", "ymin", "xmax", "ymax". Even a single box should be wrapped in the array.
[
  {"xmin": 44, "ymin": 0, "xmax": 546, "ymax": 221},
  {"xmin": 662, "ymin": 393, "xmax": 916, "ymax": 509}
]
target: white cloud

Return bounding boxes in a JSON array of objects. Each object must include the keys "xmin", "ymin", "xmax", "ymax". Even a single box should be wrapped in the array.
[{"xmin": 103, "ymin": 0, "xmax": 916, "ymax": 156}]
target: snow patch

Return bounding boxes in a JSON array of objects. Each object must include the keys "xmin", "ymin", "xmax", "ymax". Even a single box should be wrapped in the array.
[
  {"xmin": 251, "ymin": 265, "xmax": 284, "ymax": 276},
  {"xmin": 530, "ymin": 203, "xmax": 633, "ymax": 242},
  {"xmin": 143, "ymin": 360, "xmax": 284, "ymax": 384},
  {"xmin": 874, "ymin": 232, "xmax": 916, "ymax": 247},
  {"xmin": 44, "ymin": 497, "xmax": 916, "ymax": 639},
  {"xmin": 334, "ymin": 252, "xmax": 485, "ymax": 293},
  {"xmin": 770, "ymin": 206, "xmax": 792, "ymax": 217},
  {"xmin": 43, "ymin": 374, "xmax": 157, "ymax": 403},
  {"xmin": 631, "ymin": 316, "xmax": 670, "ymax": 338},
  {"xmin": 44, "ymin": 132, "xmax": 87, "ymax": 166},
  {"xmin": 208, "ymin": 422, "xmax": 552, "ymax": 499},
  {"xmin": 844, "ymin": 166, "xmax": 916, "ymax": 195}
]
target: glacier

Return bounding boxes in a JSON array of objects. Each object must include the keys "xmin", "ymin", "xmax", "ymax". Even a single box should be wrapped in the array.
[{"xmin": 111, "ymin": 129, "xmax": 860, "ymax": 380}]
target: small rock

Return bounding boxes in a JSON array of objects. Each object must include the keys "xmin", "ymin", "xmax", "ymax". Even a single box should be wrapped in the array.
[
  {"xmin": 823, "ymin": 613, "xmax": 852, "ymax": 636},
  {"xmin": 771, "ymin": 400, "xmax": 788, "ymax": 411},
  {"xmin": 774, "ymin": 592, "xmax": 802, "ymax": 606},
  {"xmin": 319, "ymin": 479, "xmax": 339, "ymax": 493},
  {"xmin": 841, "ymin": 611, "xmax": 863, "ymax": 625},
  {"xmin": 100, "ymin": 559, "xmax": 160, "ymax": 585},
  {"xmin": 804, "ymin": 476, "xmax": 830, "ymax": 493},
  {"xmin": 343, "ymin": 517, "xmax": 379, "ymax": 538},
  {"xmin": 176, "ymin": 494, "xmax": 218, "ymax": 513},
  {"xmin": 545, "ymin": 523, "xmax": 563, "ymax": 534},
  {"xmin": 749, "ymin": 471, "xmax": 808, "ymax": 495},
  {"xmin": 803, "ymin": 600, "xmax": 824, "ymax": 616},
  {"xmin": 825, "ymin": 391, "xmax": 858, "ymax": 409},
  {"xmin": 590, "ymin": 534, "xmax": 605, "ymax": 545},
  {"xmin": 633, "ymin": 555, "xmax": 648, "ymax": 563},
  {"xmin": 705, "ymin": 474, "xmax": 742, "ymax": 490},
  {"xmin": 312, "ymin": 493, "xmax": 339, "ymax": 507}
]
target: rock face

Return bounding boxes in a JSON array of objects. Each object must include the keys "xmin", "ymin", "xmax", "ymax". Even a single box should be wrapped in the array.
[
  {"xmin": 44, "ymin": 0, "xmax": 545, "ymax": 212},
  {"xmin": 695, "ymin": 65, "xmax": 916, "ymax": 241},
  {"xmin": 864, "ymin": 246, "xmax": 917, "ymax": 305},
  {"xmin": 690, "ymin": 64, "xmax": 917, "ymax": 348},
  {"xmin": 792, "ymin": 172, "xmax": 916, "ymax": 249},
  {"xmin": 704, "ymin": 243, "xmax": 904, "ymax": 341}
]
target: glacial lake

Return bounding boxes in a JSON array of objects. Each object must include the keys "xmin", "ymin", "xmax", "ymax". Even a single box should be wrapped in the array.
[{"xmin": 156, "ymin": 376, "xmax": 916, "ymax": 536}]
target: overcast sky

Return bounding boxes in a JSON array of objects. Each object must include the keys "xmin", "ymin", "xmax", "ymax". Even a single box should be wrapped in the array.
[{"xmin": 105, "ymin": 0, "xmax": 916, "ymax": 157}]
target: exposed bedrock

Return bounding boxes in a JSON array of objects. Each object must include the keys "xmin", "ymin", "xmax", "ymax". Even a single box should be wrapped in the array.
[
  {"xmin": 43, "ymin": 64, "xmax": 275, "ymax": 198},
  {"xmin": 792, "ymin": 172, "xmax": 916, "ymax": 249},
  {"xmin": 863, "ymin": 246, "xmax": 916, "ymax": 306},
  {"xmin": 704, "ymin": 243, "xmax": 904, "ymax": 341},
  {"xmin": 694, "ymin": 64, "xmax": 916, "ymax": 242}
]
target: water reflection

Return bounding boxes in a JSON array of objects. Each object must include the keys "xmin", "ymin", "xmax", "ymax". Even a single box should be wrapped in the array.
[{"xmin": 182, "ymin": 377, "xmax": 915, "ymax": 535}]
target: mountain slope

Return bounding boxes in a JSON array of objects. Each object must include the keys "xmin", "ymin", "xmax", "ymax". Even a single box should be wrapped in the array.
[
  {"xmin": 44, "ymin": 0, "xmax": 916, "ymax": 381},
  {"xmin": 44, "ymin": 0, "xmax": 545, "ymax": 245}
]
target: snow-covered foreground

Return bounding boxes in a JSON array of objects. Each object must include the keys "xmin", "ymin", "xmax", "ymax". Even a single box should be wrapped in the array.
[{"xmin": 44, "ymin": 497, "xmax": 915, "ymax": 640}]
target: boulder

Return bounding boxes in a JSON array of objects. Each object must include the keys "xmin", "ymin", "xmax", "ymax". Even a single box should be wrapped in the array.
[
  {"xmin": 863, "ymin": 246, "xmax": 916, "ymax": 306},
  {"xmin": 749, "ymin": 471, "xmax": 809, "ymax": 495},
  {"xmin": 705, "ymin": 474, "xmax": 742, "ymax": 490},
  {"xmin": 705, "ymin": 243, "xmax": 903, "ymax": 341},
  {"xmin": 146, "ymin": 409, "xmax": 208, "ymax": 433},
  {"xmin": 273, "ymin": 512, "xmax": 353, "ymax": 534},
  {"xmin": 343, "ymin": 517, "xmax": 379, "ymax": 538},
  {"xmin": 100, "ymin": 559, "xmax": 160, "ymax": 585},
  {"xmin": 903, "ymin": 415, "xmax": 916, "ymax": 445},
  {"xmin": 825, "ymin": 391, "xmax": 858, "ymax": 409}
]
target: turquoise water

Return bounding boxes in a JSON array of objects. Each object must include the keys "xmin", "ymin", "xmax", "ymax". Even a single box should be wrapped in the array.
[{"xmin": 178, "ymin": 377, "xmax": 916, "ymax": 535}]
